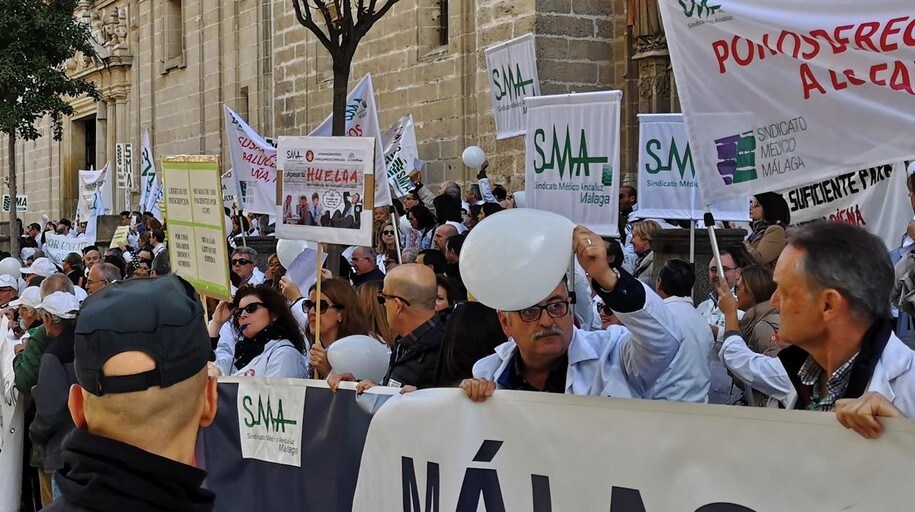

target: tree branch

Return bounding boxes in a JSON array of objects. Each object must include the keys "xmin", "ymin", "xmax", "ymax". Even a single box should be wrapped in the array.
[
  {"xmin": 291, "ymin": 0, "xmax": 335, "ymax": 52},
  {"xmin": 369, "ymin": 0, "xmax": 401, "ymax": 24}
]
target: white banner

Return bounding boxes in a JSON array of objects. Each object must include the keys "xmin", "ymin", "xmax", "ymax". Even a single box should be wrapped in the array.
[
  {"xmin": 637, "ymin": 114, "xmax": 749, "ymax": 222},
  {"xmin": 221, "ymin": 169, "xmax": 237, "ymax": 209},
  {"xmin": 236, "ymin": 379, "xmax": 306, "ymax": 468},
  {"xmin": 485, "ymin": 33, "xmax": 541, "ymax": 139},
  {"xmin": 781, "ymin": 162, "xmax": 911, "ymax": 248},
  {"xmin": 381, "ymin": 114, "xmax": 419, "ymax": 198},
  {"xmin": 224, "ymin": 106, "xmax": 277, "ymax": 215},
  {"xmin": 77, "ymin": 165, "xmax": 109, "ymax": 220},
  {"xmin": 354, "ymin": 389, "xmax": 915, "ymax": 511},
  {"xmin": 310, "ymin": 73, "xmax": 391, "ymax": 208},
  {"xmin": 43, "ymin": 233, "xmax": 95, "ymax": 267},
  {"xmin": 524, "ymin": 91, "xmax": 621, "ymax": 236},
  {"xmin": 0, "ymin": 316, "xmax": 23, "ymax": 512},
  {"xmin": 658, "ymin": 0, "xmax": 915, "ymax": 205}
]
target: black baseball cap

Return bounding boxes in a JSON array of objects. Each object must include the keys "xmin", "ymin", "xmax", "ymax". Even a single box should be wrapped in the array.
[{"xmin": 75, "ymin": 274, "xmax": 211, "ymax": 396}]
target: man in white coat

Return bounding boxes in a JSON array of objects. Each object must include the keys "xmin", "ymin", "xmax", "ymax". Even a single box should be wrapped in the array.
[
  {"xmin": 768, "ymin": 222, "xmax": 915, "ymax": 439},
  {"xmin": 649, "ymin": 259, "xmax": 713, "ymax": 403},
  {"xmin": 461, "ymin": 226, "xmax": 683, "ymax": 401}
]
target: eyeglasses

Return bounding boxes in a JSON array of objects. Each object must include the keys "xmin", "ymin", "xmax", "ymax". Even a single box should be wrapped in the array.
[
  {"xmin": 709, "ymin": 266, "xmax": 737, "ymax": 274},
  {"xmin": 302, "ymin": 299, "xmax": 343, "ymax": 314},
  {"xmin": 234, "ymin": 302, "xmax": 265, "ymax": 317},
  {"xmin": 598, "ymin": 303, "xmax": 615, "ymax": 316},
  {"xmin": 517, "ymin": 300, "xmax": 570, "ymax": 323},
  {"xmin": 382, "ymin": 230, "xmax": 395, "ymax": 236},
  {"xmin": 376, "ymin": 292, "xmax": 411, "ymax": 307},
  {"xmin": 231, "ymin": 259, "xmax": 253, "ymax": 266}
]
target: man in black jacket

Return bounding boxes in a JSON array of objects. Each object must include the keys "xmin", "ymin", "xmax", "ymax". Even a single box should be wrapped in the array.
[{"xmin": 44, "ymin": 274, "xmax": 217, "ymax": 511}]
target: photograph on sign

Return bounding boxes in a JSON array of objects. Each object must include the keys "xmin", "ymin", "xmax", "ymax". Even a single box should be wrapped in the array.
[
  {"xmin": 275, "ymin": 136, "xmax": 374, "ymax": 246},
  {"xmin": 161, "ymin": 156, "xmax": 231, "ymax": 300}
]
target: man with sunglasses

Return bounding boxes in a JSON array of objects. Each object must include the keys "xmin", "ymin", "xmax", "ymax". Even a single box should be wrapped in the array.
[
  {"xmin": 462, "ymin": 226, "xmax": 683, "ymax": 401},
  {"xmin": 230, "ymin": 247, "xmax": 264, "ymax": 287}
]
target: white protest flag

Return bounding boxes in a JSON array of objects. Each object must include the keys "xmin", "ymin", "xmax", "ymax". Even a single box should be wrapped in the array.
[
  {"xmin": 484, "ymin": 33, "xmax": 541, "ymax": 139},
  {"xmin": 381, "ymin": 114, "xmax": 419, "ymax": 198},
  {"xmin": 636, "ymin": 114, "xmax": 749, "ymax": 221},
  {"xmin": 77, "ymin": 164, "xmax": 110, "ymax": 220},
  {"xmin": 524, "ymin": 91, "xmax": 621, "ymax": 236},
  {"xmin": 310, "ymin": 74, "xmax": 391, "ymax": 207},
  {"xmin": 221, "ymin": 169, "xmax": 237, "ymax": 209},
  {"xmin": 139, "ymin": 134, "xmax": 164, "ymax": 220},
  {"xmin": 657, "ymin": 0, "xmax": 915, "ymax": 205},
  {"xmin": 780, "ymin": 162, "xmax": 911, "ymax": 248},
  {"xmin": 224, "ymin": 105, "xmax": 277, "ymax": 215}
]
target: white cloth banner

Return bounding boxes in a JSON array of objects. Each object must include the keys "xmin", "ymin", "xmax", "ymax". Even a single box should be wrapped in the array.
[
  {"xmin": 354, "ymin": 389, "xmax": 915, "ymax": 511},
  {"xmin": 236, "ymin": 379, "xmax": 306, "ymax": 468},
  {"xmin": 485, "ymin": 33, "xmax": 541, "ymax": 139},
  {"xmin": 221, "ymin": 169, "xmax": 237, "ymax": 209},
  {"xmin": 524, "ymin": 91, "xmax": 622, "ymax": 236},
  {"xmin": 43, "ymin": 233, "xmax": 96, "ymax": 266},
  {"xmin": 637, "ymin": 114, "xmax": 750, "ymax": 222},
  {"xmin": 381, "ymin": 114, "xmax": 419, "ymax": 198},
  {"xmin": 781, "ymin": 162, "xmax": 911, "ymax": 249},
  {"xmin": 0, "ymin": 317, "xmax": 23, "ymax": 512},
  {"xmin": 77, "ymin": 165, "xmax": 109, "ymax": 220},
  {"xmin": 657, "ymin": 0, "xmax": 915, "ymax": 205},
  {"xmin": 140, "ymin": 130, "xmax": 164, "ymax": 220},
  {"xmin": 224, "ymin": 105, "xmax": 278, "ymax": 215},
  {"xmin": 310, "ymin": 73, "xmax": 392, "ymax": 208}
]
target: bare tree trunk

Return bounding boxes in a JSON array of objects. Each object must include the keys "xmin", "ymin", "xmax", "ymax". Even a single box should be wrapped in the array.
[
  {"xmin": 331, "ymin": 59, "xmax": 352, "ymax": 137},
  {"xmin": 8, "ymin": 134, "xmax": 18, "ymax": 259}
]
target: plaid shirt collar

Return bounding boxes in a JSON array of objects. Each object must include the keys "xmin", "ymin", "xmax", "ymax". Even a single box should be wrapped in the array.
[
  {"xmin": 394, "ymin": 315, "xmax": 441, "ymax": 357},
  {"xmin": 797, "ymin": 352, "xmax": 859, "ymax": 411}
]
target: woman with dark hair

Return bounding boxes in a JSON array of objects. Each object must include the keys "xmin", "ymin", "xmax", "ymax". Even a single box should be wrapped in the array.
[
  {"xmin": 745, "ymin": 192, "xmax": 791, "ymax": 268},
  {"xmin": 435, "ymin": 274, "xmax": 465, "ymax": 313},
  {"xmin": 208, "ymin": 285, "xmax": 308, "ymax": 378},
  {"xmin": 734, "ymin": 265, "xmax": 780, "ymax": 357},
  {"xmin": 408, "ymin": 204, "xmax": 437, "ymax": 250},
  {"xmin": 432, "ymin": 194, "xmax": 462, "ymax": 224},
  {"xmin": 303, "ymin": 278, "xmax": 371, "ymax": 378},
  {"xmin": 435, "ymin": 302, "xmax": 506, "ymax": 386},
  {"xmin": 478, "ymin": 202, "xmax": 504, "ymax": 222}
]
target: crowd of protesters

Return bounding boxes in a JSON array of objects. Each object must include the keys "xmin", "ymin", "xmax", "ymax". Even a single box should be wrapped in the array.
[{"xmin": 7, "ymin": 163, "xmax": 915, "ymax": 511}]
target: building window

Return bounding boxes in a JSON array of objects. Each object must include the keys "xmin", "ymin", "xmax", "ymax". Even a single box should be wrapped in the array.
[
  {"xmin": 418, "ymin": 0, "xmax": 448, "ymax": 56},
  {"xmin": 163, "ymin": 0, "xmax": 184, "ymax": 70}
]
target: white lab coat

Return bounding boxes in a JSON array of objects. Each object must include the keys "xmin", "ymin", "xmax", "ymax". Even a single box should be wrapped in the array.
[
  {"xmin": 719, "ymin": 334, "xmax": 793, "ymax": 404},
  {"xmin": 232, "ymin": 339, "xmax": 309, "ymax": 378},
  {"xmin": 473, "ymin": 282, "xmax": 683, "ymax": 398},
  {"xmin": 647, "ymin": 296, "xmax": 713, "ymax": 403}
]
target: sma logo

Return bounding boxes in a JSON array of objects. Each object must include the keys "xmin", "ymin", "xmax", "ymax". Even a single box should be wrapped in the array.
[
  {"xmin": 242, "ymin": 394, "xmax": 299, "ymax": 433},
  {"xmin": 679, "ymin": 0, "xmax": 721, "ymax": 19},
  {"xmin": 533, "ymin": 126, "xmax": 608, "ymax": 180},
  {"xmin": 492, "ymin": 63, "xmax": 534, "ymax": 102},
  {"xmin": 644, "ymin": 138, "xmax": 694, "ymax": 178}
]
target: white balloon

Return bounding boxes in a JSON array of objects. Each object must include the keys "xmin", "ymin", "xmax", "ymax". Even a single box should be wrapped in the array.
[
  {"xmin": 461, "ymin": 146, "xmax": 486, "ymax": 168},
  {"xmin": 0, "ymin": 257, "xmax": 21, "ymax": 280},
  {"xmin": 512, "ymin": 191, "xmax": 526, "ymax": 208},
  {"xmin": 326, "ymin": 335, "xmax": 390, "ymax": 383},
  {"xmin": 460, "ymin": 209, "xmax": 575, "ymax": 311},
  {"xmin": 276, "ymin": 239, "xmax": 307, "ymax": 269}
]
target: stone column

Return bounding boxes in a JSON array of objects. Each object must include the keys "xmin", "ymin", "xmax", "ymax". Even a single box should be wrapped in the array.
[{"xmin": 651, "ymin": 228, "xmax": 749, "ymax": 304}]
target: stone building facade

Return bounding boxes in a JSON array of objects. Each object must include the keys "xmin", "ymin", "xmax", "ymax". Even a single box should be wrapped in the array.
[{"xmin": 0, "ymin": 0, "xmax": 676, "ymax": 225}]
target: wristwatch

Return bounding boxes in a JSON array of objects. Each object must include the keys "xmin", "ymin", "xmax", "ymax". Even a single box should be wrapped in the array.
[{"xmin": 594, "ymin": 267, "xmax": 621, "ymax": 294}]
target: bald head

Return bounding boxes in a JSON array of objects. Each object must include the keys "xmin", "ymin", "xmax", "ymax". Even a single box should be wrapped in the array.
[
  {"xmin": 433, "ymin": 224, "xmax": 457, "ymax": 251},
  {"xmin": 385, "ymin": 263, "xmax": 437, "ymax": 311}
]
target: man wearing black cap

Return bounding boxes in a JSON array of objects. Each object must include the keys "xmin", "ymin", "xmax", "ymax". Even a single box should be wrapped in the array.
[{"xmin": 44, "ymin": 274, "xmax": 217, "ymax": 511}]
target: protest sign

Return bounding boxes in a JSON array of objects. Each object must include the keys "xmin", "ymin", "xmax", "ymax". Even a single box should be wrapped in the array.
[
  {"xmin": 310, "ymin": 74, "xmax": 391, "ymax": 208},
  {"xmin": 200, "ymin": 380, "xmax": 394, "ymax": 512},
  {"xmin": 0, "ymin": 316, "xmax": 23, "ymax": 512},
  {"xmin": 275, "ymin": 137, "xmax": 374, "ymax": 246},
  {"xmin": 636, "ymin": 114, "xmax": 749, "ymax": 222},
  {"xmin": 221, "ymin": 169, "xmax": 237, "ymax": 209},
  {"xmin": 115, "ymin": 142, "xmax": 134, "ymax": 190},
  {"xmin": 42, "ymin": 233, "xmax": 95, "ymax": 266},
  {"xmin": 524, "ymin": 91, "xmax": 622, "ymax": 236},
  {"xmin": 354, "ymin": 389, "xmax": 915, "ymax": 511},
  {"xmin": 140, "ymin": 131, "xmax": 164, "ymax": 219},
  {"xmin": 77, "ymin": 165, "xmax": 109, "ymax": 219},
  {"xmin": 110, "ymin": 226, "xmax": 130, "ymax": 248},
  {"xmin": 780, "ymin": 161, "xmax": 911, "ymax": 248},
  {"xmin": 381, "ymin": 114, "xmax": 419, "ymax": 198},
  {"xmin": 1, "ymin": 195, "xmax": 27, "ymax": 213},
  {"xmin": 161, "ymin": 156, "xmax": 231, "ymax": 300},
  {"xmin": 224, "ymin": 106, "xmax": 277, "ymax": 215},
  {"xmin": 485, "ymin": 33, "xmax": 541, "ymax": 139},
  {"xmin": 236, "ymin": 379, "xmax": 307, "ymax": 467},
  {"xmin": 657, "ymin": 0, "xmax": 915, "ymax": 205}
]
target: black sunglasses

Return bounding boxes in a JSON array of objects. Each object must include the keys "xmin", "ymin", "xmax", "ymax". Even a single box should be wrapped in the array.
[
  {"xmin": 598, "ymin": 303, "xmax": 615, "ymax": 316},
  {"xmin": 234, "ymin": 302, "xmax": 265, "ymax": 317},
  {"xmin": 382, "ymin": 230, "xmax": 396, "ymax": 235},
  {"xmin": 376, "ymin": 292, "xmax": 411, "ymax": 306},
  {"xmin": 302, "ymin": 299, "xmax": 344, "ymax": 314},
  {"xmin": 232, "ymin": 259, "xmax": 253, "ymax": 266}
]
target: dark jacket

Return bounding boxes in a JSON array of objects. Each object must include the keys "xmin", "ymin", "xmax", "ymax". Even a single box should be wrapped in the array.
[
  {"xmin": 351, "ymin": 267, "xmax": 385, "ymax": 287},
  {"xmin": 384, "ymin": 315, "xmax": 445, "ymax": 389},
  {"xmin": 30, "ymin": 327, "xmax": 77, "ymax": 471},
  {"xmin": 44, "ymin": 428, "xmax": 215, "ymax": 512},
  {"xmin": 13, "ymin": 324, "xmax": 52, "ymax": 395}
]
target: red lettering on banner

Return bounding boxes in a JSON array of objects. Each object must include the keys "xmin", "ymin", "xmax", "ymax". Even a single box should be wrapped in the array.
[
  {"xmin": 347, "ymin": 125, "xmax": 363, "ymax": 137},
  {"xmin": 305, "ymin": 167, "xmax": 359, "ymax": 184},
  {"xmin": 853, "ymin": 21, "xmax": 881, "ymax": 52}
]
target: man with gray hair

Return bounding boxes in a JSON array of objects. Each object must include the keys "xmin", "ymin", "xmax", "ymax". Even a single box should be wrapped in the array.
[
  {"xmin": 759, "ymin": 222, "xmax": 915, "ymax": 438},
  {"xmin": 87, "ymin": 263, "xmax": 121, "ymax": 295},
  {"xmin": 231, "ymin": 246, "xmax": 264, "ymax": 286},
  {"xmin": 350, "ymin": 246, "xmax": 385, "ymax": 287}
]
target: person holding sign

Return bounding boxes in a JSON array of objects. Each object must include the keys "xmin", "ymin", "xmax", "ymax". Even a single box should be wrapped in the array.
[{"xmin": 461, "ymin": 226, "xmax": 683, "ymax": 401}]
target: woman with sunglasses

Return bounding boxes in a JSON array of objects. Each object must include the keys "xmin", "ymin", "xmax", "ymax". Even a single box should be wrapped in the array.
[
  {"xmin": 356, "ymin": 280, "xmax": 396, "ymax": 347},
  {"xmin": 745, "ymin": 192, "xmax": 790, "ymax": 268},
  {"xmin": 375, "ymin": 220, "xmax": 401, "ymax": 271},
  {"xmin": 303, "ymin": 278, "xmax": 371, "ymax": 379},
  {"xmin": 208, "ymin": 285, "xmax": 308, "ymax": 378}
]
